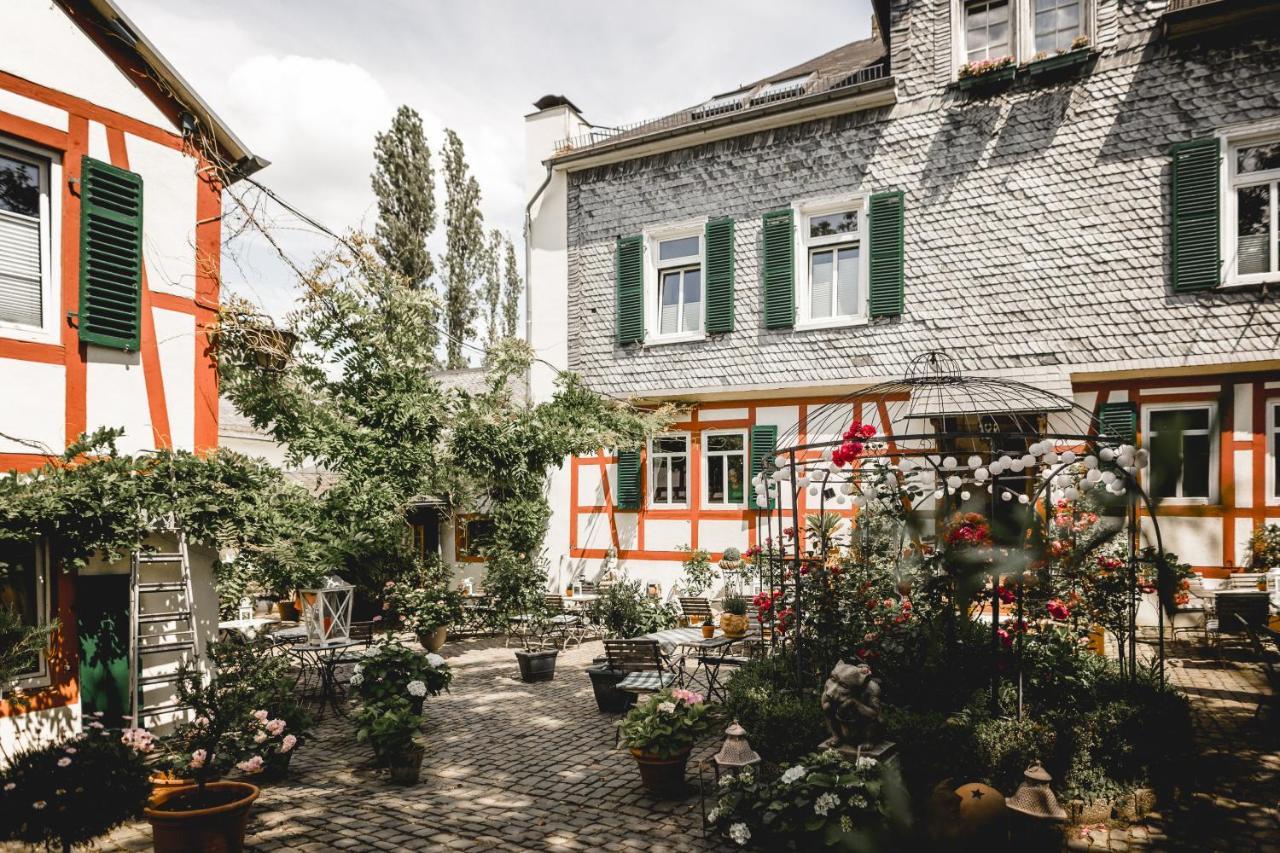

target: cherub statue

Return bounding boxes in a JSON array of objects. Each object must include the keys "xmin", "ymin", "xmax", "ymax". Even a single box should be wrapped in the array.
[{"xmin": 819, "ymin": 661, "xmax": 882, "ymax": 749}]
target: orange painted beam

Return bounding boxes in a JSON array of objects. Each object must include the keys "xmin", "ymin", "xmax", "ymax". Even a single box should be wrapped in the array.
[
  {"xmin": 62, "ymin": 116, "xmax": 87, "ymax": 444},
  {"xmin": 0, "ymin": 109, "xmax": 68, "ymax": 151},
  {"xmin": 193, "ymin": 169, "xmax": 222, "ymax": 452},
  {"xmin": 0, "ymin": 70, "xmax": 182, "ymax": 151},
  {"xmin": 0, "ymin": 339, "xmax": 64, "ymax": 365}
]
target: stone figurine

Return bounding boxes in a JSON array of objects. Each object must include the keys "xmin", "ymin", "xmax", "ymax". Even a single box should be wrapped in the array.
[{"xmin": 819, "ymin": 661, "xmax": 882, "ymax": 749}]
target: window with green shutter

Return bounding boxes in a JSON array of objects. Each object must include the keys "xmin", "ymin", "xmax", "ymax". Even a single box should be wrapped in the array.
[
  {"xmin": 868, "ymin": 191, "xmax": 904, "ymax": 318},
  {"xmin": 704, "ymin": 217, "xmax": 734, "ymax": 333},
  {"xmin": 615, "ymin": 449, "xmax": 642, "ymax": 510},
  {"xmin": 1097, "ymin": 402, "xmax": 1137, "ymax": 445},
  {"xmin": 616, "ymin": 235, "xmax": 644, "ymax": 345},
  {"xmin": 761, "ymin": 208, "xmax": 794, "ymax": 329},
  {"xmin": 78, "ymin": 156, "xmax": 143, "ymax": 350},
  {"xmin": 1171, "ymin": 138, "xmax": 1221, "ymax": 293},
  {"xmin": 749, "ymin": 424, "xmax": 778, "ymax": 509}
]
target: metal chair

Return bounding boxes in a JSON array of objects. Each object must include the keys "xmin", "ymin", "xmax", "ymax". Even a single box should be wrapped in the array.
[
  {"xmin": 1170, "ymin": 588, "xmax": 1207, "ymax": 643},
  {"xmin": 541, "ymin": 594, "xmax": 586, "ymax": 649},
  {"xmin": 678, "ymin": 597, "xmax": 714, "ymax": 627},
  {"xmin": 578, "ymin": 580, "xmax": 598, "ymax": 595},
  {"xmin": 603, "ymin": 639, "xmax": 677, "ymax": 698}
]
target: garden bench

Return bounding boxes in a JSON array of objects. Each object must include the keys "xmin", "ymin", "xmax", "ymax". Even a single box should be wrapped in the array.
[{"xmin": 603, "ymin": 639, "xmax": 677, "ymax": 698}]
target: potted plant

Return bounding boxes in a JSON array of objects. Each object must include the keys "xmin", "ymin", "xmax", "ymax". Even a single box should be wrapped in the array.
[
  {"xmin": 0, "ymin": 719, "xmax": 153, "ymax": 853},
  {"xmin": 720, "ymin": 594, "xmax": 750, "ymax": 639},
  {"xmin": 383, "ymin": 562, "xmax": 465, "ymax": 652},
  {"xmin": 618, "ymin": 688, "xmax": 717, "ymax": 796},
  {"xmin": 350, "ymin": 638, "xmax": 452, "ymax": 716},
  {"xmin": 1247, "ymin": 523, "xmax": 1280, "ymax": 572},
  {"xmin": 354, "ymin": 695, "xmax": 425, "ymax": 784},
  {"xmin": 585, "ymin": 663, "xmax": 637, "ymax": 713},
  {"xmin": 585, "ymin": 577, "xmax": 678, "ymax": 639},
  {"xmin": 1026, "ymin": 35, "xmax": 1093, "ymax": 78},
  {"xmin": 957, "ymin": 55, "xmax": 1016, "ymax": 92},
  {"xmin": 677, "ymin": 545, "xmax": 718, "ymax": 597}
]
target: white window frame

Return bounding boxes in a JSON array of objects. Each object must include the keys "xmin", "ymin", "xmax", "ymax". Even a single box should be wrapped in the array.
[
  {"xmin": 649, "ymin": 432, "xmax": 691, "ymax": 508},
  {"xmin": 0, "ymin": 138, "xmax": 61, "ymax": 345},
  {"xmin": 1141, "ymin": 402, "xmax": 1219, "ymax": 505},
  {"xmin": 643, "ymin": 220, "xmax": 706, "ymax": 345},
  {"xmin": 1267, "ymin": 399, "xmax": 1280, "ymax": 506},
  {"xmin": 792, "ymin": 195, "xmax": 870, "ymax": 330},
  {"xmin": 702, "ymin": 429, "xmax": 748, "ymax": 507},
  {"xmin": 1, "ymin": 539, "xmax": 52, "ymax": 697},
  {"xmin": 1220, "ymin": 121, "xmax": 1280, "ymax": 289},
  {"xmin": 950, "ymin": 0, "xmax": 1093, "ymax": 75}
]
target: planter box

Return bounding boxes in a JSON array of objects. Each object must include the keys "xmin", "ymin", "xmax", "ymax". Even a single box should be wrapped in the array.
[
  {"xmin": 515, "ymin": 649, "xmax": 558, "ymax": 683},
  {"xmin": 586, "ymin": 665, "xmax": 636, "ymax": 713},
  {"xmin": 1026, "ymin": 49, "xmax": 1092, "ymax": 79},
  {"xmin": 956, "ymin": 65, "xmax": 1016, "ymax": 93}
]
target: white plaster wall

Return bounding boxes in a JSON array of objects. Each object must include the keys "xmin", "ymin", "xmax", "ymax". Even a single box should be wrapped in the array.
[
  {"xmin": 2, "ymin": 0, "xmax": 172, "ymax": 129},
  {"xmin": 218, "ymin": 433, "xmax": 292, "ymax": 469},
  {"xmin": 577, "ymin": 513, "xmax": 614, "ymax": 552},
  {"xmin": 85, "ymin": 346, "xmax": 152, "ymax": 455},
  {"xmin": 698, "ymin": 519, "xmax": 749, "ymax": 553},
  {"xmin": 1235, "ymin": 449, "xmax": 1253, "ymax": 508},
  {"xmin": 702, "ymin": 406, "xmax": 747, "ymax": 421},
  {"xmin": 0, "ymin": 703, "xmax": 81, "ymax": 765},
  {"xmin": 88, "ymin": 119, "xmax": 109, "ymax": 162},
  {"xmin": 615, "ymin": 513, "xmax": 639, "ymax": 552},
  {"xmin": 0, "ymin": 358, "xmax": 63, "ymax": 453},
  {"xmin": 577, "ymin": 461, "xmax": 606, "ymax": 506},
  {"xmin": 644, "ymin": 518, "xmax": 691, "ymax": 551},
  {"xmin": 0, "ymin": 89, "xmax": 67, "ymax": 130},
  {"xmin": 1141, "ymin": 516, "xmax": 1221, "ymax": 567},
  {"xmin": 1234, "ymin": 383, "xmax": 1254, "ymax": 440},
  {"xmin": 1236, "ymin": 517, "xmax": 1255, "ymax": 567},
  {"xmin": 153, "ymin": 308, "xmax": 194, "ymax": 450},
  {"xmin": 755, "ymin": 405, "xmax": 801, "ymax": 510},
  {"xmin": 127, "ymin": 135, "xmax": 198, "ymax": 299}
]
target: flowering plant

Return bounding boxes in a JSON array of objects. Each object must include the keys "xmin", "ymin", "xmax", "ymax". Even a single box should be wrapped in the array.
[
  {"xmin": 958, "ymin": 55, "xmax": 1015, "ymax": 79},
  {"xmin": 678, "ymin": 545, "xmax": 718, "ymax": 596},
  {"xmin": 349, "ymin": 637, "xmax": 451, "ymax": 715},
  {"xmin": 383, "ymin": 572, "xmax": 465, "ymax": 635},
  {"xmin": 831, "ymin": 421, "xmax": 876, "ymax": 468},
  {"xmin": 1246, "ymin": 523, "xmax": 1280, "ymax": 570},
  {"xmin": 707, "ymin": 748, "xmax": 898, "ymax": 849},
  {"xmin": 355, "ymin": 695, "xmax": 423, "ymax": 762},
  {"xmin": 618, "ymin": 688, "xmax": 718, "ymax": 758},
  {"xmin": 0, "ymin": 717, "xmax": 152, "ymax": 849}
]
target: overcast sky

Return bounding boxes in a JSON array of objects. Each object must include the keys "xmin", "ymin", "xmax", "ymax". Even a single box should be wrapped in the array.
[{"xmin": 123, "ymin": 0, "xmax": 873, "ymax": 346}]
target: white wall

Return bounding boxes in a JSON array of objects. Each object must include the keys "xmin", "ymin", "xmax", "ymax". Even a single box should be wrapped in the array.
[{"xmin": 0, "ymin": 358, "xmax": 64, "ymax": 454}]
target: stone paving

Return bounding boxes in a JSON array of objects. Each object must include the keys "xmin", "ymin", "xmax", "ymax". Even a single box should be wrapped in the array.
[{"xmin": 26, "ymin": 634, "xmax": 1280, "ymax": 851}]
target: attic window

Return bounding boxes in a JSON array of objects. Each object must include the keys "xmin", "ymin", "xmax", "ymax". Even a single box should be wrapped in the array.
[
  {"xmin": 692, "ymin": 89, "xmax": 748, "ymax": 120},
  {"xmin": 749, "ymin": 74, "xmax": 813, "ymax": 106}
]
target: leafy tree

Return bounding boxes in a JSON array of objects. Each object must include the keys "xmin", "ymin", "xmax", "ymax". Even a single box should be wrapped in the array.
[
  {"xmin": 439, "ymin": 129, "xmax": 485, "ymax": 369},
  {"xmin": 371, "ymin": 107, "xmax": 436, "ymax": 289},
  {"xmin": 501, "ymin": 235, "xmax": 521, "ymax": 340},
  {"xmin": 480, "ymin": 228, "xmax": 503, "ymax": 354}
]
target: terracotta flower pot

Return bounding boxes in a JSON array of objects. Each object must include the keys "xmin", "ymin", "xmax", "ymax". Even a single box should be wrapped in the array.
[
  {"xmin": 145, "ymin": 781, "xmax": 260, "ymax": 853},
  {"xmin": 720, "ymin": 613, "xmax": 749, "ymax": 639},
  {"xmin": 148, "ymin": 771, "xmax": 194, "ymax": 808},
  {"xmin": 701, "ymin": 623, "xmax": 715, "ymax": 639},
  {"xmin": 416, "ymin": 626, "xmax": 448, "ymax": 651},
  {"xmin": 388, "ymin": 744, "xmax": 424, "ymax": 785},
  {"xmin": 630, "ymin": 747, "xmax": 691, "ymax": 796}
]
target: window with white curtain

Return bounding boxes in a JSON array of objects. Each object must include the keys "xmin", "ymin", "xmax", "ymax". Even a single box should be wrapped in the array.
[
  {"xmin": 650, "ymin": 434, "xmax": 689, "ymax": 505},
  {"xmin": 1230, "ymin": 137, "xmax": 1280, "ymax": 282},
  {"xmin": 0, "ymin": 147, "xmax": 49, "ymax": 331},
  {"xmin": 646, "ymin": 228, "xmax": 703, "ymax": 341}
]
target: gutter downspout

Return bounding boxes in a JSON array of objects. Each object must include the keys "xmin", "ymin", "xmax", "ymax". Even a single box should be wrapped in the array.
[{"xmin": 523, "ymin": 162, "xmax": 554, "ymax": 395}]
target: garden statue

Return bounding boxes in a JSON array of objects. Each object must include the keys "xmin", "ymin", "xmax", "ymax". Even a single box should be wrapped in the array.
[{"xmin": 819, "ymin": 661, "xmax": 883, "ymax": 751}]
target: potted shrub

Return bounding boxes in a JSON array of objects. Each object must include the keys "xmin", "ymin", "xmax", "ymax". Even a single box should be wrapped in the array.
[
  {"xmin": 515, "ymin": 646, "xmax": 559, "ymax": 682},
  {"xmin": 0, "ymin": 718, "xmax": 153, "ymax": 853},
  {"xmin": 350, "ymin": 638, "xmax": 453, "ymax": 716},
  {"xmin": 585, "ymin": 663, "xmax": 637, "ymax": 713},
  {"xmin": 618, "ymin": 688, "xmax": 717, "ymax": 796},
  {"xmin": 677, "ymin": 545, "xmax": 718, "ymax": 597},
  {"xmin": 354, "ymin": 695, "xmax": 425, "ymax": 784},
  {"xmin": 586, "ymin": 577, "xmax": 678, "ymax": 639},
  {"xmin": 383, "ymin": 561, "xmax": 465, "ymax": 651},
  {"xmin": 1247, "ymin": 523, "xmax": 1280, "ymax": 572},
  {"xmin": 1026, "ymin": 35, "xmax": 1093, "ymax": 78},
  {"xmin": 720, "ymin": 594, "xmax": 750, "ymax": 639}
]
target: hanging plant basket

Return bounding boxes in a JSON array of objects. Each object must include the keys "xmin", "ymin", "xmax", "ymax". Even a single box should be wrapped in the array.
[{"xmin": 1026, "ymin": 49, "xmax": 1093, "ymax": 79}]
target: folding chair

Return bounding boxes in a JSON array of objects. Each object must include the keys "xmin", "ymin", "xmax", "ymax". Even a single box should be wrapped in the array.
[
  {"xmin": 1170, "ymin": 588, "xmax": 1207, "ymax": 643},
  {"xmin": 603, "ymin": 639, "xmax": 677, "ymax": 699},
  {"xmin": 542, "ymin": 594, "xmax": 586, "ymax": 649},
  {"xmin": 678, "ymin": 597, "xmax": 714, "ymax": 627}
]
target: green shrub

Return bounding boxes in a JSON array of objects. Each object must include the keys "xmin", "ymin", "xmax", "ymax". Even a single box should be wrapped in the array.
[
  {"xmin": 586, "ymin": 579, "xmax": 676, "ymax": 638},
  {"xmin": 723, "ymin": 657, "xmax": 827, "ymax": 766}
]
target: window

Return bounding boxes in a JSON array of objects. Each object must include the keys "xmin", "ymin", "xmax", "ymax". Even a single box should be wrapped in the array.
[
  {"xmin": 650, "ymin": 435, "xmax": 689, "ymax": 506},
  {"xmin": 795, "ymin": 198, "xmax": 868, "ymax": 327},
  {"xmin": 1268, "ymin": 401, "xmax": 1280, "ymax": 504},
  {"xmin": 1144, "ymin": 405, "xmax": 1217, "ymax": 503},
  {"xmin": 645, "ymin": 225, "xmax": 704, "ymax": 343},
  {"xmin": 1033, "ymin": 0, "xmax": 1082, "ymax": 53},
  {"xmin": 704, "ymin": 432, "xmax": 747, "ymax": 506},
  {"xmin": 0, "ymin": 145, "xmax": 53, "ymax": 336},
  {"xmin": 0, "ymin": 539, "xmax": 50, "ymax": 690},
  {"xmin": 964, "ymin": 0, "xmax": 1011, "ymax": 63},
  {"xmin": 1228, "ymin": 136, "xmax": 1280, "ymax": 283},
  {"xmin": 455, "ymin": 516, "xmax": 495, "ymax": 561}
]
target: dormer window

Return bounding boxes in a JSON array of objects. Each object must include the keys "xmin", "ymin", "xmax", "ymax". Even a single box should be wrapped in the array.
[
  {"xmin": 750, "ymin": 74, "xmax": 814, "ymax": 106},
  {"xmin": 953, "ymin": 0, "xmax": 1090, "ymax": 72},
  {"xmin": 964, "ymin": 0, "xmax": 1011, "ymax": 64}
]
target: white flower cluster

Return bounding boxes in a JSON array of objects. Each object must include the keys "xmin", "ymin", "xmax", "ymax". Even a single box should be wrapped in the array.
[
  {"xmin": 657, "ymin": 701, "xmax": 676, "ymax": 714},
  {"xmin": 728, "ymin": 823, "xmax": 751, "ymax": 845},
  {"xmin": 814, "ymin": 791, "xmax": 839, "ymax": 817},
  {"xmin": 349, "ymin": 673, "xmax": 364, "ymax": 686},
  {"xmin": 705, "ymin": 807, "xmax": 719, "ymax": 824},
  {"xmin": 855, "ymin": 755, "xmax": 878, "ymax": 771},
  {"xmin": 426, "ymin": 653, "xmax": 446, "ymax": 668},
  {"xmin": 407, "ymin": 680, "xmax": 428, "ymax": 697},
  {"xmin": 779, "ymin": 764, "xmax": 807, "ymax": 785}
]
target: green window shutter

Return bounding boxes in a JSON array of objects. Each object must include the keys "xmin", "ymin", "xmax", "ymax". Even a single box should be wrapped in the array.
[
  {"xmin": 1097, "ymin": 402, "xmax": 1138, "ymax": 445},
  {"xmin": 79, "ymin": 156, "xmax": 143, "ymax": 350},
  {"xmin": 868, "ymin": 190, "xmax": 905, "ymax": 318},
  {"xmin": 749, "ymin": 424, "xmax": 778, "ymax": 509},
  {"xmin": 704, "ymin": 217, "xmax": 735, "ymax": 334},
  {"xmin": 761, "ymin": 208, "xmax": 794, "ymax": 329},
  {"xmin": 1171, "ymin": 138, "xmax": 1221, "ymax": 293},
  {"xmin": 615, "ymin": 235, "xmax": 644, "ymax": 345},
  {"xmin": 615, "ymin": 449, "xmax": 641, "ymax": 510}
]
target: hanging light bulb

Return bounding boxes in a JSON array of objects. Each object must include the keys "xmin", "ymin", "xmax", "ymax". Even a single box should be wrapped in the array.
[
  {"xmin": 1083, "ymin": 454, "xmax": 1098, "ymax": 469},
  {"xmin": 1100, "ymin": 471, "xmax": 1116, "ymax": 484},
  {"xmin": 1085, "ymin": 468, "xmax": 1102, "ymax": 483},
  {"xmin": 943, "ymin": 456, "xmax": 957, "ymax": 470},
  {"xmin": 1061, "ymin": 450, "xmax": 1077, "ymax": 464},
  {"xmin": 1010, "ymin": 460, "xmax": 1026, "ymax": 473},
  {"xmin": 899, "ymin": 457, "xmax": 916, "ymax": 472},
  {"xmin": 1079, "ymin": 478, "xmax": 1094, "ymax": 491},
  {"xmin": 1020, "ymin": 454, "xmax": 1035, "ymax": 467},
  {"xmin": 822, "ymin": 447, "xmax": 834, "ymax": 462},
  {"xmin": 967, "ymin": 455, "xmax": 982, "ymax": 469},
  {"xmin": 808, "ymin": 485, "xmax": 820, "ymax": 497},
  {"xmin": 839, "ymin": 482, "xmax": 854, "ymax": 495}
]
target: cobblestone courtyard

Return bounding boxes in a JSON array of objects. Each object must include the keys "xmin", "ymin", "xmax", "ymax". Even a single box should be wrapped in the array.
[{"xmin": 71, "ymin": 637, "xmax": 1279, "ymax": 852}]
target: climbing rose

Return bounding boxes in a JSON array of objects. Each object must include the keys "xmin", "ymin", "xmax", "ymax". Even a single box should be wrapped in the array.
[
  {"xmin": 280, "ymin": 734, "xmax": 297, "ymax": 753},
  {"xmin": 1047, "ymin": 599, "xmax": 1070, "ymax": 621}
]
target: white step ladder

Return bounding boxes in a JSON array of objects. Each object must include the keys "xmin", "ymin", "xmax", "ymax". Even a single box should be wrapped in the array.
[{"xmin": 128, "ymin": 529, "xmax": 198, "ymax": 726}]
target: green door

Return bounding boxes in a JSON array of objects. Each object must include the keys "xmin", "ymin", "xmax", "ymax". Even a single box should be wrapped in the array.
[{"xmin": 76, "ymin": 574, "xmax": 130, "ymax": 727}]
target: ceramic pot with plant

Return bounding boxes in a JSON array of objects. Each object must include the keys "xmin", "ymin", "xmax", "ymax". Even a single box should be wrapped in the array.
[
  {"xmin": 701, "ymin": 622, "xmax": 716, "ymax": 639},
  {"xmin": 383, "ymin": 565, "xmax": 465, "ymax": 652},
  {"xmin": 719, "ymin": 546, "xmax": 743, "ymax": 573},
  {"xmin": 618, "ymin": 688, "xmax": 717, "ymax": 796},
  {"xmin": 0, "ymin": 719, "xmax": 153, "ymax": 853},
  {"xmin": 355, "ymin": 695, "xmax": 425, "ymax": 781},
  {"xmin": 350, "ymin": 638, "xmax": 452, "ymax": 716},
  {"xmin": 720, "ymin": 595, "xmax": 750, "ymax": 638}
]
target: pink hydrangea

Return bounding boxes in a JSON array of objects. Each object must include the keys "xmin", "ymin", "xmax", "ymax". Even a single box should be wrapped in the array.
[
  {"xmin": 252, "ymin": 709, "xmax": 269, "ymax": 722},
  {"xmin": 280, "ymin": 734, "xmax": 298, "ymax": 753},
  {"xmin": 190, "ymin": 749, "xmax": 207, "ymax": 769},
  {"xmin": 670, "ymin": 688, "xmax": 704, "ymax": 706},
  {"xmin": 265, "ymin": 719, "xmax": 286, "ymax": 736},
  {"xmin": 236, "ymin": 755, "xmax": 264, "ymax": 774}
]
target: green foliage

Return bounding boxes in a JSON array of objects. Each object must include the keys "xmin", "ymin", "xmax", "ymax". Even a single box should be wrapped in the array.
[
  {"xmin": 1246, "ymin": 523, "xmax": 1280, "ymax": 569},
  {"xmin": 0, "ymin": 723, "xmax": 152, "ymax": 849},
  {"xmin": 372, "ymin": 105, "xmax": 437, "ymax": 299},
  {"xmin": 0, "ymin": 605, "xmax": 53, "ymax": 704},
  {"xmin": 501, "ymin": 237, "xmax": 521, "ymax": 340},
  {"xmin": 440, "ymin": 128, "xmax": 484, "ymax": 369},
  {"xmin": 723, "ymin": 594, "xmax": 749, "ymax": 616},
  {"xmin": 618, "ymin": 688, "xmax": 719, "ymax": 758},
  {"xmin": 678, "ymin": 546, "xmax": 717, "ymax": 596},
  {"xmin": 585, "ymin": 578, "xmax": 676, "ymax": 638},
  {"xmin": 349, "ymin": 636, "xmax": 452, "ymax": 715},
  {"xmin": 723, "ymin": 656, "xmax": 827, "ymax": 766},
  {"xmin": 355, "ymin": 695, "xmax": 422, "ymax": 760},
  {"xmin": 382, "ymin": 560, "xmax": 464, "ymax": 634}
]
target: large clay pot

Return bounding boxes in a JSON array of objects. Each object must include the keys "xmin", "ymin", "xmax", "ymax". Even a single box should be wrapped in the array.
[
  {"xmin": 720, "ymin": 613, "xmax": 749, "ymax": 639},
  {"xmin": 146, "ymin": 781, "xmax": 260, "ymax": 853},
  {"xmin": 148, "ymin": 771, "xmax": 194, "ymax": 808},
  {"xmin": 631, "ymin": 747, "xmax": 691, "ymax": 797},
  {"xmin": 416, "ymin": 626, "xmax": 447, "ymax": 651},
  {"xmin": 388, "ymin": 744, "xmax": 424, "ymax": 786}
]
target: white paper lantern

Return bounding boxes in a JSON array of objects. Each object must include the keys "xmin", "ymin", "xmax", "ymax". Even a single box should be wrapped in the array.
[
  {"xmin": 974, "ymin": 468, "xmax": 989, "ymax": 481},
  {"xmin": 943, "ymin": 456, "xmax": 958, "ymax": 470},
  {"xmin": 946, "ymin": 475, "xmax": 962, "ymax": 490},
  {"xmin": 1061, "ymin": 451, "xmax": 1077, "ymax": 464},
  {"xmin": 967, "ymin": 455, "xmax": 982, "ymax": 470},
  {"xmin": 1010, "ymin": 460, "xmax": 1025, "ymax": 473},
  {"xmin": 1020, "ymin": 454, "xmax": 1035, "ymax": 467},
  {"xmin": 1063, "ymin": 487, "xmax": 1079, "ymax": 501},
  {"xmin": 1134, "ymin": 449, "xmax": 1150, "ymax": 468},
  {"xmin": 1001, "ymin": 491, "xmax": 1013, "ymax": 501},
  {"xmin": 1018, "ymin": 494, "xmax": 1030, "ymax": 504},
  {"xmin": 1101, "ymin": 471, "xmax": 1116, "ymax": 484},
  {"xmin": 961, "ymin": 490, "xmax": 972, "ymax": 500},
  {"xmin": 1043, "ymin": 451, "xmax": 1059, "ymax": 464},
  {"xmin": 1100, "ymin": 448, "xmax": 1115, "ymax": 462},
  {"xmin": 300, "ymin": 576, "xmax": 354, "ymax": 645}
]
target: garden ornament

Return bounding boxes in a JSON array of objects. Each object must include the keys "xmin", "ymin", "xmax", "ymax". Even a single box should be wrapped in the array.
[
  {"xmin": 1006, "ymin": 763, "xmax": 1067, "ymax": 822},
  {"xmin": 819, "ymin": 661, "xmax": 882, "ymax": 748},
  {"xmin": 712, "ymin": 720, "xmax": 760, "ymax": 780}
]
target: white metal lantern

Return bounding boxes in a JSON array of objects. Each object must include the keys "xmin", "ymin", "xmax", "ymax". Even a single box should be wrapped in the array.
[{"xmin": 300, "ymin": 575, "xmax": 354, "ymax": 644}]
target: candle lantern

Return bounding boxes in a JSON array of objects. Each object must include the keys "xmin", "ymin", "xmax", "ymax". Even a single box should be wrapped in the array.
[
  {"xmin": 300, "ymin": 576, "xmax": 354, "ymax": 644},
  {"xmin": 1006, "ymin": 763, "xmax": 1067, "ymax": 822},
  {"xmin": 712, "ymin": 721, "xmax": 761, "ymax": 781}
]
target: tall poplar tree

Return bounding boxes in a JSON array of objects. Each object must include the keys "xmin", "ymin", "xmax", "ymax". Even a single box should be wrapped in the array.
[
  {"xmin": 501, "ymin": 237, "xmax": 521, "ymax": 340},
  {"xmin": 440, "ymin": 129, "xmax": 484, "ymax": 369},
  {"xmin": 481, "ymin": 229, "xmax": 503, "ymax": 353}
]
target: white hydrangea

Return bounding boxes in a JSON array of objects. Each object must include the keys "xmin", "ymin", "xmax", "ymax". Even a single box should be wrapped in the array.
[
  {"xmin": 349, "ymin": 673, "xmax": 363, "ymax": 686},
  {"xmin": 728, "ymin": 823, "xmax": 751, "ymax": 846},
  {"xmin": 407, "ymin": 680, "xmax": 427, "ymax": 697},
  {"xmin": 705, "ymin": 807, "xmax": 719, "ymax": 824},
  {"xmin": 657, "ymin": 701, "xmax": 676, "ymax": 714},
  {"xmin": 855, "ymin": 755, "xmax": 878, "ymax": 771},
  {"xmin": 814, "ymin": 792, "xmax": 839, "ymax": 817},
  {"xmin": 780, "ymin": 764, "xmax": 807, "ymax": 785},
  {"xmin": 426, "ymin": 653, "xmax": 446, "ymax": 668},
  {"xmin": 352, "ymin": 663, "xmax": 363, "ymax": 675}
]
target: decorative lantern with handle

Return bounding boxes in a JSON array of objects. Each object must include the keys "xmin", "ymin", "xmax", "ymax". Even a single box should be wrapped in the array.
[{"xmin": 300, "ymin": 576, "xmax": 354, "ymax": 644}]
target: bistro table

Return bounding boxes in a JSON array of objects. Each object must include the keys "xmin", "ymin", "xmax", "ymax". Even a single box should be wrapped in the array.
[
  {"xmin": 217, "ymin": 615, "xmax": 280, "ymax": 642},
  {"xmin": 287, "ymin": 639, "xmax": 358, "ymax": 719},
  {"xmin": 677, "ymin": 634, "xmax": 740, "ymax": 702}
]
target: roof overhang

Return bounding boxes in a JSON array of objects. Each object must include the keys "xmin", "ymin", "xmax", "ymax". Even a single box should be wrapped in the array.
[
  {"xmin": 55, "ymin": 0, "xmax": 268, "ymax": 182},
  {"xmin": 548, "ymin": 75, "xmax": 896, "ymax": 172}
]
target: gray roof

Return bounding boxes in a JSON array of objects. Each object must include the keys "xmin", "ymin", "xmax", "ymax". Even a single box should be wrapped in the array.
[{"xmin": 433, "ymin": 367, "xmax": 528, "ymax": 402}]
